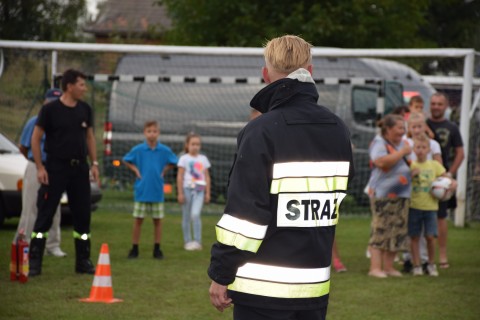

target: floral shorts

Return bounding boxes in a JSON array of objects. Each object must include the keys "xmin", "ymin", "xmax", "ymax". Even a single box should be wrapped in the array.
[{"xmin": 369, "ymin": 197, "xmax": 410, "ymax": 252}]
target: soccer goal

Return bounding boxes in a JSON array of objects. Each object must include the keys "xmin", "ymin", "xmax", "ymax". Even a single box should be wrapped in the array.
[{"xmin": 0, "ymin": 40, "xmax": 478, "ymax": 225}]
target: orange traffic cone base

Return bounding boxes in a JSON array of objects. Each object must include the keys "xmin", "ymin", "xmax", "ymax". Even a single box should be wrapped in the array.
[
  {"xmin": 80, "ymin": 243, "xmax": 122, "ymax": 303},
  {"xmin": 79, "ymin": 297, "xmax": 123, "ymax": 303}
]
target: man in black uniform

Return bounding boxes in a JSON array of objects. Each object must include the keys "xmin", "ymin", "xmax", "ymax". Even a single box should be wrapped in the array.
[
  {"xmin": 29, "ymin": 69, "xmax": 100, "ymax": 276},
  {"xmin": 208, "ymin": 35, "xmax": 354, "ymax": 319}
]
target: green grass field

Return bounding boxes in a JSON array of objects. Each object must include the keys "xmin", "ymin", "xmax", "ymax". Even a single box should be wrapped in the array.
[{"xmin": 1, "ymin": 195, "xmax": 479, "ymax": 319}]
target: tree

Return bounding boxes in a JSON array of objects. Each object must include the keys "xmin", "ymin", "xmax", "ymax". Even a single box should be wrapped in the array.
[
  {"xmin": 159, "ymin": 0, "xmax": 479, "ymax": 50},
  {"xmin": 0, "ymin": 0, "xmax": 89, "ymax": 41},
  {"xmin": 420, "ymin": 0, "xmax": 480, "ymax": 50}
]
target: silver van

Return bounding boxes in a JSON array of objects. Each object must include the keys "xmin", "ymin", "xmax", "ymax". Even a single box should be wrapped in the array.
[{"xmin": 102, "ymin": 54, "xmax": 435, "ymax": 205}]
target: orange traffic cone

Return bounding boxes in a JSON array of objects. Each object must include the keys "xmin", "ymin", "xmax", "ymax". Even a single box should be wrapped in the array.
[{"xmin": 80, "ymin": 243, "xmax": 122, "ymax": 303}]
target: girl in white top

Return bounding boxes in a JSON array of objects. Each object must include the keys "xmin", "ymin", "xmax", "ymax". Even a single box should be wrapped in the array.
[
  {"xmin": 407, "ymin": 112, "xmax": 442, "ymax": 163},
  {"xmin": 177, "ymin": 132, "xmax": 211, "ymax": 250}
]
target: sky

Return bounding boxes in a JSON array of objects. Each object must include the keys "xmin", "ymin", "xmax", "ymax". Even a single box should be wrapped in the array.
[{"xmin": 86, "ymin": 0, "xmax": 101, "ymax": 19}]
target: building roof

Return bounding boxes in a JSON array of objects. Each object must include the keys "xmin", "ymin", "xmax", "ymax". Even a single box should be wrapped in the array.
[{"xmin": 84, "ymin": 0, "xmax": 171, "ymax": 37}]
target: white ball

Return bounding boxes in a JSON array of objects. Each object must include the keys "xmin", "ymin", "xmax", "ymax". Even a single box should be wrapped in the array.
[{"xmin": 430, "ymin": 176, "xmax": 454, "ymax": 201}]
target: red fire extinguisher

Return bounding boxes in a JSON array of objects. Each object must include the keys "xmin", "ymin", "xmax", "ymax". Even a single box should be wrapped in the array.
[{"xmin": 10, "ymin": 230, "xmax": 29, "ymax": 283}]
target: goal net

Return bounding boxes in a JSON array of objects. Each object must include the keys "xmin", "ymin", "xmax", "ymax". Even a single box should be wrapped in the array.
[{"xmin": 0, "ymin": 42, "xmax": 478, "ymax": 222}]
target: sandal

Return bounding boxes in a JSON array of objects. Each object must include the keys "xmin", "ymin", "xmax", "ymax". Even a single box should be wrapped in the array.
[
  {"xmin": 385, "ymin": 269, "xmax": 403, "ymax": 277},
  {"xmin": 439, "ymin": 262, "xmax": 450, "ymax": 269},
  {"xmin": 368, "ymin": 270, "xmax": 387, "ymax": 278}
]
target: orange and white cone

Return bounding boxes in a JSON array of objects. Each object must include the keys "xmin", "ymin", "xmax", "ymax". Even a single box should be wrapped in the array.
[{"xmin": 80, "ymin": 243, "xmax": 122, "ymax": 303}]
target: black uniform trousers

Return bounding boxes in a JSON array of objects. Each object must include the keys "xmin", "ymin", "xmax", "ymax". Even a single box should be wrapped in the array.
[
  {"xmin": 33, "ymin": 158, "xmax": 91, "ymax": 235},
  {"xmin": 233, "ymin": 304, "xmax": 327, "ymax": 320}
]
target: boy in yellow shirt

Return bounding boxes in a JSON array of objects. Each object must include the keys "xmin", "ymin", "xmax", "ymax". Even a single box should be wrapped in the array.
[{"xmin": 409, "ymin": 134, "xmax": 456, "ymax": 276}]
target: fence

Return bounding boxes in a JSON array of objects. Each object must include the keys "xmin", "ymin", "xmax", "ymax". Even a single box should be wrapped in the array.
[{"xmin": 0, "ymin": 41, "xmax": 478, "ymax": 224}]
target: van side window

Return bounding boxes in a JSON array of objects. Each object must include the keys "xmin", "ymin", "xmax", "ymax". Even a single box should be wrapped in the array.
[
  {"xmin": 316, "ymin": 85, "xmax": 340, "ymax": 113},
  {"xmin": 352, "ymin": 87, "xmax": 376, "ymax": 126},
  {"xmin": 384, "ymin": 82, "xmax": 404, "ymax": 115}
]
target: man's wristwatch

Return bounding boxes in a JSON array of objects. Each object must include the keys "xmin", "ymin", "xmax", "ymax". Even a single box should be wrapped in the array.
[{"xmin": 92, "ymin": 161, "xmax": 99, "ymax": 167}]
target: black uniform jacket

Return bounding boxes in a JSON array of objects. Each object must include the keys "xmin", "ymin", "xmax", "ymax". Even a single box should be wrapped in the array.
[{"xmin": 208, "ymin": 76, "xmax": 355, "ymax": 310}]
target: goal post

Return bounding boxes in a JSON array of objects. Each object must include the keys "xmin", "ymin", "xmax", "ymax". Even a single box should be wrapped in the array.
[
  {"xmin": 0, "ymin": 40, "xmax": 478, "ymax": 223},
  {"xmin": 455, "ymin": 52, "xmax": 475, "ymax": 227}
]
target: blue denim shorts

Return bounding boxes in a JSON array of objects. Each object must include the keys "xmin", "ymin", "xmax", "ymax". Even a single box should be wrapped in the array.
[{"xmin": 408, "ymin": 208, "xmax": 438, "ymax": 237}]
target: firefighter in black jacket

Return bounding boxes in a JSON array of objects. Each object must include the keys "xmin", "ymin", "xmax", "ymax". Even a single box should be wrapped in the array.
[
  {"xmin": 29, "ymin": 69, "xmax": 99, "ymax": 276},
  {"xmin": 208, "ymin": 35, "xmax": 354, "ymax": 319}
]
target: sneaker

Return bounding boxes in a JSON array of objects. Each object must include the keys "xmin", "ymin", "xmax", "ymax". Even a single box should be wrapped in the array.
[
  {"xmin": 427, "ymin": 264, "xmax": 439, "ymax": 277},
  {"xmin": 412, "ymin": 266, "xmax": 424, "ymax": 276},
  {"xmin": 333, "ymin": 259, "xmax": 347, "ymax": 272},
  {"xmin": 46, "ymin": 247, "xmax": 67, "ymax": 257},
  {"xmin": 402, "ymin": 259, "xmax": 413, "ymax": 273},
  {"xmin": 191, "ymin": 241, "xmax": 203, "ymax": 251},
  {"xmin": 183, "ymin": 241, "xmax": 194, "ymax": 251},
  {"xmin": 183, "ymin": 241, "xmax": 195, "ymax": 251},
  {"xmin": 128, "ymin": 249, "xmax": 138, "ymax": 259},
  {"xmin": 153, "ymin": 249, "xmax": 164, "ymax": 259},
  {"xmin": 185, "ymin": 241, "xmax": 203, "ymax": 251}
]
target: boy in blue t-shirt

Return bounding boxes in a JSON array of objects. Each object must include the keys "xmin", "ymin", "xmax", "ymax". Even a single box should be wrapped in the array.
[{"xmin": 123, "ymin": 121, "xmax": 178, "ymax": 259}]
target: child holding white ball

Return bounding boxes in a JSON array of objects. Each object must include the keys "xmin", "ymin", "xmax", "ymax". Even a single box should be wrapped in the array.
[{"xmin": 409, "ymin": 133, "xmax": 457, "ymax": 276}]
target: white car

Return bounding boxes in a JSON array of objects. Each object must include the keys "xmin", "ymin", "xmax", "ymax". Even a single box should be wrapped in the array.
[
  {"xmin": 0, "ymin": 133, "xmax": 28, "ymax": 225},
  {"xmin": 0, "ymin": 132, "xmax": 102, "ymax": 226}
]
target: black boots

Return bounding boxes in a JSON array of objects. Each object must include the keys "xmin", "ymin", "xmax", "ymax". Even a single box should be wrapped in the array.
[
  {"xmin": 75, "ymin": 238, "xmax": 95, "ymax": 274},
  {"xmin": 29, "ymin": 236, "xmax": 95, "ymax": 276},
  {"xmin": 29, "ymin": 237, "xmax": 46, "ymax": 277}
]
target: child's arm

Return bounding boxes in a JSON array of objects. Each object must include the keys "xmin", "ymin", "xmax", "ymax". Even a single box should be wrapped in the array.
[
  {"xmin": 162, "ymin": 164, "xmax": 175, "ymax": 177},
  {"xmin": 411, "ymin": 168, "xmax": 420, "ymax": 177},
  {"xmin": 433, "ymin": 153, "xmax": 443, "ymax": 164},
  {"xmin": 205, "ymin": 168, "xmax": 211, "ymax": 204},
  {"xmin": 426, "ymin": 126, "xmax": 435, "ymax": 139},
  {"xmin": 177, "ymin": 167, "xmax": 185, "ymax": 204},
  {"xmin": 123, "ymin": 161, "xmax": 141, "ymax": 179}
]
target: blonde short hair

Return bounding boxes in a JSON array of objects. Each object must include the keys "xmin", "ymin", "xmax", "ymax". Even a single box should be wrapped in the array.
[
  {"xmin": 406, "ymin": 112, "xmax": 426, "ymax": 138},
  {"xmin": 408, "ymin": 111, "xmax": 426, "ymax": 124},
  {"xmin": 413, "ymin": 132, "xmax": 430, "ymax": 148},
  {"xmin": 264, "ymin": 35, "xmax": 312, "ymax": 74}
]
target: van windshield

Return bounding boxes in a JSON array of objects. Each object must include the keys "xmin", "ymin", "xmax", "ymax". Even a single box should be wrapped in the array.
[
  {"xmin": 109, "ymin": 82, "xmax": 342, "ymax": 136},
  {"xmin": 110, "ymin": 82, "xmax": 262, "ymax": 136}
]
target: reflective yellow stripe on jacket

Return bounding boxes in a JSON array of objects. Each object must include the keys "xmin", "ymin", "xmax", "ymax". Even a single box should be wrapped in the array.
[
  {"xmin": 229, "ymin": 263, "xmax": 331, "ymax": 298},
  {"xmin": 271, "ymin": 176, "xmax": 349, "ymax": 194},
  {"xmin": 272, "ymin": 161, "xmax": 350, "ymax": 179},
  {"xmin": 271, "ymin": 162, "xmax": 349, "ymax": 194},
  {"xmin": 216, "ymin": 214, "xmax": 268, "ymax": 253}
]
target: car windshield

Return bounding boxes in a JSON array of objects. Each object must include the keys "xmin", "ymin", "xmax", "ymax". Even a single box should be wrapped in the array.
[{"xmin": 0, "ymin": 133, "xmax": 20, "ymax": 154}]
